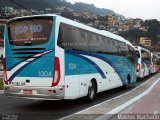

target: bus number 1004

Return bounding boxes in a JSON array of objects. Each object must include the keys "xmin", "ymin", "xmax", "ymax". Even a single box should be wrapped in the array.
[{"xmin": 38, "ymin": 71, "xmax": 52, "ymax": 77}]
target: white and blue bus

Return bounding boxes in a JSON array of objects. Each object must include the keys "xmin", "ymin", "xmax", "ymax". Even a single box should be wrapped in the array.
[
  {"xmin": 135, "ymin": 46, "xmax": 152, "ymax": 80},
  {"xmin": 3, "ymin": 14, "xmax": 137, "ymax": 102},
  {"xmin": 0, "ymin": 42, "xmax": 3, "ymax": 75},
  {"xmin": 151, "ymin": 53, "xmax": 158, "ymax": 74}
]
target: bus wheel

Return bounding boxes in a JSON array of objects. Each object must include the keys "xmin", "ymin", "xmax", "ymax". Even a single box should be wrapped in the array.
[
  {"xmin": 123, "ymin": 75, "xmax": 130, "ymax": 89},
  {"xmin": 141, "ymin": 71, "xmax": 145, "ymax": 80},
  {"xmin": 86, "ymin": 80, "xmax": 96, "ymax": 102}
]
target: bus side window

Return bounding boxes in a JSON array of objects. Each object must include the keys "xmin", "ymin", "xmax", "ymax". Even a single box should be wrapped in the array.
[
  {"xmin": 118, "ymin": 41, "xmax": 127, "ymax": 56},
  {"xmin": 88, "ymin": 33, "xmax": 95, "ymax": 52},
  {"xmin": 57, "ymin": 23, "xmax": 73, "ymax": 50},
  {"xmin": 127, "ymin": 45, "xmax": 135, "ymax": 63},
  {"xmin": 97, "ymin": 35, "xmax": 106, "ymax": 53}
]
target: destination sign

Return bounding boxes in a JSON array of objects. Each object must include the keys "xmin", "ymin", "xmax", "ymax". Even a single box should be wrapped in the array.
[{"xmin": 15, "ymin": 25, "xmax": 43, "ymax": 34}]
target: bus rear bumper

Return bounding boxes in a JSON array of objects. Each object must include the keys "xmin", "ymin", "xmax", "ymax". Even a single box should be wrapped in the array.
[{"xmin": 4, "ymin": 86, "xmax": 65, "ymax": 100}]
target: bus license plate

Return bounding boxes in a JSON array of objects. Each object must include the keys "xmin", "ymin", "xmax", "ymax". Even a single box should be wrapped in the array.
[{"xmin": 23, "ymin": 90, "xmax": 33, "ymax": 94}]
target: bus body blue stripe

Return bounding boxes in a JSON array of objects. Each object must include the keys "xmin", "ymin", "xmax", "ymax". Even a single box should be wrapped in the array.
[
  {"xmin": 66, "ymin": 50, "xmax": 106, "ymax": 79},
  {"xmin": 8, "ymin": 50, "xmax": 53, "ymax": 82},
  {"xmin": 79, "ymin": 52, "xmax": 126, "ymax": 85},
  {"xmin": 7, "ymin": 49, "xmax": 54, "ymax": 71},
  {"xmin": 66, "ymin": 50, "xmax": 126, "ymax": 85},
  {"xmin": 8, "ymin": 59, "xmax": 27, "ymax": 71}
]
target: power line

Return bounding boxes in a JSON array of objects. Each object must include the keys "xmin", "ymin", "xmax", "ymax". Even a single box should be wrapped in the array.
[{"xmin": 9, "ymin": 0, "xmax": 38, "ymax": 15}]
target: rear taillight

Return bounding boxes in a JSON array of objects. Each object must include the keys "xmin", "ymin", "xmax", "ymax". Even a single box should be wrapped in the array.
[
  {"xmin": 136, "ymin": 64, "xmax": 140, "ymax": 72},
  {"xmin": 150, "ymin": 64, "xmax": 153, "ymax": 68},
  {"xmin": 2, "ymin": 58, "xmax": 8, "ymax": 85},
  {"xmin": 52, "ymin": 57, "xmax": 61, "ymax": 87}
]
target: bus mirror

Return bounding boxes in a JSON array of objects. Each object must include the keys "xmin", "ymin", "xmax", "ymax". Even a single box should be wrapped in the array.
[
  {"xmin": 0, "ymin": 54, "xmax": 3, "ymax": 61},
  {"xmin": 136, "ymin": 52, "xmax": 140, "ymax": 58}
]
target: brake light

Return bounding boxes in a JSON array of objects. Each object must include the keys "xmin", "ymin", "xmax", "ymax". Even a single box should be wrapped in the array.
[
  {"xmin": 136, "ymin": 64, "xmax": 140, "ymax": 72},
  {"xmin": 52, "ymin": 57, "xmax": 61, "ymax": 87},
  {"xmin": 150, "ymin": 64, "xmax": 153, "ymax": 68},
  {"xmin": 2, "ymin": 58, "xmax": 8, "ymax": 85}
]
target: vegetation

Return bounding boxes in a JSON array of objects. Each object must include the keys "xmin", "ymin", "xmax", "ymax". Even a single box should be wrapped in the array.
[
  {"xmin": 119, "ymin": 29, "xmax": 147, "ymax": 44},
  {"xmin": 0, "ymin": 79, "xmax": 3, "ymax": 90},
  {"xmin": 143, "ymin": 19, "xmax": 160, "ymax": 44},
  {"xmin": 0, "ymin": 25, "xmax": 5, "ymax": 39},
  {"xmin": 0, "ymin": 0, "xmax": 117, "ymax": 16},
  {"xmin": 119, "ymin": 19, "xmax": 160, "ymax": 51}
]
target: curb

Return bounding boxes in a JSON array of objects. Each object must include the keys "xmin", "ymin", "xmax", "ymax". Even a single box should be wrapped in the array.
[{"xmin": 96, "ymin": 77, "xmax": 160, "ymax": 120}]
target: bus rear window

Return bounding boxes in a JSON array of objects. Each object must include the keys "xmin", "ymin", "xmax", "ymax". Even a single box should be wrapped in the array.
[{"xmin": 8, "ymin": 18, "xmax": 53, "ymax": 46}]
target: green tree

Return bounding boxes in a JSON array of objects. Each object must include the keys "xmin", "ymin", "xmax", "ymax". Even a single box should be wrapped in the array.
[
  {"xmin": 119, "ymin": 29, "xmax": 147, "ymax": 44},
  {"xmin": 142, "ymin": 19, "xmax": 160, "ymax": 44},
  {"xmin": 0, "ymin": 25, "xmax": 5, "ymax": 39},
  {"xmin": 120, "ymin": 19, "xmax": 160, "ymax": 46}
]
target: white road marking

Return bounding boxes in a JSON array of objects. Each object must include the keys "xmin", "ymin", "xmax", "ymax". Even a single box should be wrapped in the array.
[{"xmin": 60, "ymin": 74, "xmax": 160, "ymax": 120}]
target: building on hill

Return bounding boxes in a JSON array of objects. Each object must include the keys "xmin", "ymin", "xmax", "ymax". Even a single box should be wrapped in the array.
[
  {"xmin": 139, "ymin": 37, "xmax": 151, "ymax": 47},
  {"xmin": 132, "ymin": 18, "xmax": 143, "ymax": 29},
  {"xmin": 153, "ymin": 52, "xmax": 160, "ymax": 62}
]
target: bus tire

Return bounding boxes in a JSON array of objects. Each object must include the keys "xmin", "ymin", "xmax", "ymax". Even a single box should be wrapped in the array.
[
  {"xmin": 86, "ymin": 80, "xmax": 96, "ymax": 102},
  {"xmin": 123, "ymin": 75, "xmax": 130, "ymax": 89},
  {"xmin": 141, "ymin": 71, "xmax": 145, "ymax": 80}
]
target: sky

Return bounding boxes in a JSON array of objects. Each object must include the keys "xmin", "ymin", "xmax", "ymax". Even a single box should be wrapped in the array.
[{"xmin": 67, "ymin": 0, "xmax": 160, "ymax": 20}]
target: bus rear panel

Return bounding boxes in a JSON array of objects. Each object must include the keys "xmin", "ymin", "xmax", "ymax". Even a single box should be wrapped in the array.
[{"xmin": 3, "ymin": 16, "xmax": 65, "ymax": 100}]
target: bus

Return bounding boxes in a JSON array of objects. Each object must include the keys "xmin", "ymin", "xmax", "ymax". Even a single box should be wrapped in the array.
[
  {"xmin": 151, "ymin": 53, "xmax": 158, "ymax": 74},
  {"xmin": 154, "ymin": 52, "xmax": 160, "ymax": 72},
  {"xmin": 158, "ymin": 60, "xmax": 160, "ymax": 72},
  {"xmin": 3, "ymin": 14, "xmax": 137, "ymax": 102},
  {"xmin": 135, "ymin": 46, "xmax": 151, "ymax": 80},
  {"xmin": 0, "ymin": 39, "xmax": 3, "ymax": 76}
]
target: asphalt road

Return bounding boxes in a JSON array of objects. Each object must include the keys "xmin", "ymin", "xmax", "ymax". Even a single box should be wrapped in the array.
[{"xmin": 0, "ymin": 74, "xmax": 158, "ymax": 120}]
